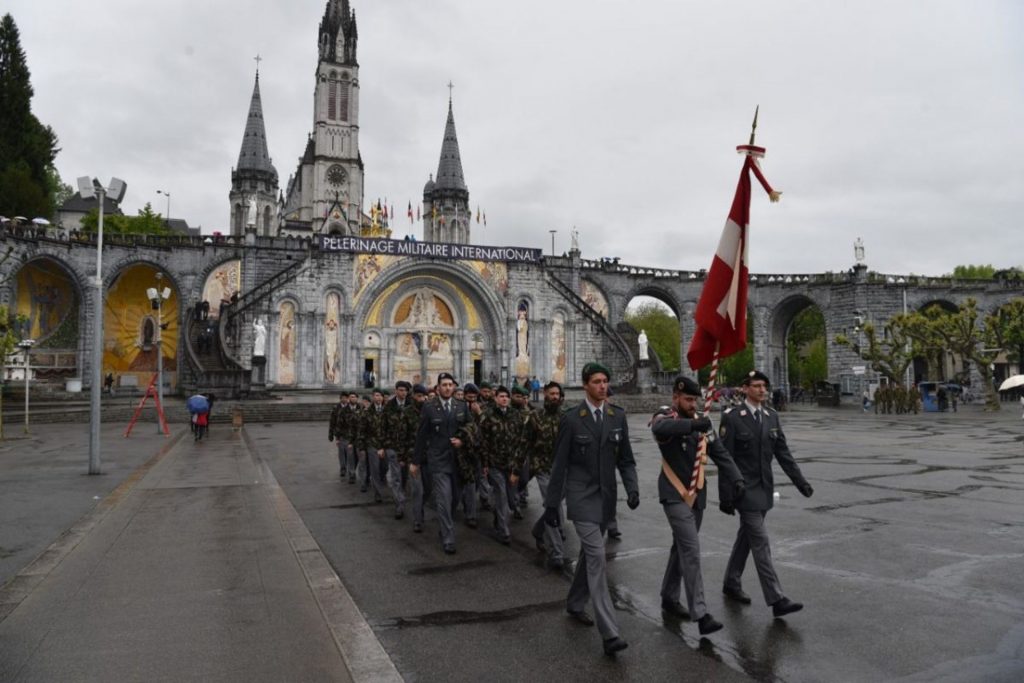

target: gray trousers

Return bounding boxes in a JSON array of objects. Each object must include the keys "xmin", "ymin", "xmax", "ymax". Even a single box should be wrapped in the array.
[
  {"xmin": 411, "ymin": 462, "xmax": 431, "ymax": 525},
  {"xmin": 335, "ymin": 439, "xmax": 350, "ymax": 475},
  {"xmin": 487, "ymin": 468, "xmax": 512, "ymax": 538},
  {"xmin": 358, "ymin": 449, "xmax": 386, "ymax": 498},
  {"xmin": 344, "ymin": 439, "xmax": 357, "ymax": 478},
  {"xmin": 567, "ymin": 521, "xmax": 619, "ymax": 640},
  {"xmin": 384, "ymin": 449, "xmax": 406, "ymax": 512},
  {"xmin": 724, "ymin": 509, "xmax": 784, "ymax": 605},
  {"xmin": 460, "ymin": 478, "xmax": 478, "ymax": 522},
  {"xmin": 432, "ymin": 472, "xmax": 457, "ymax": 546},
  {"xmin": 477, "ymin": 466, "xmax": 492, "ymax": 503},
  {"xmin": 530, "ymin": 474, "xmax": 564, "ymax": 561},
  {"xmin": 661, "ymin": 502, "xmax": 706, "ymax": 620}
]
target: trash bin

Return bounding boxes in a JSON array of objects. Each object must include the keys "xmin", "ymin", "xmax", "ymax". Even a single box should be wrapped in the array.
[{"xmin": 232, "ymin": 407, "xmax": 244, "ymax": 431}]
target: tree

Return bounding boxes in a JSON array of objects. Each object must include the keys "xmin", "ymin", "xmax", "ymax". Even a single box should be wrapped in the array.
[
  {"xmin": 0, "ymin": 14, "xmax": 60, "ymax": 219},
  {"xmin": 835, "ymin": 319, "xmax": 915, "ymax": 382},
  {"xmin": 625, "ymin": 302, "xmax": 679, "ymax": 371},
  {"xmin": 992, "ymin": 299, "xmax": 1024, "ymax": 370},
  {"xmin": 786, "ymin": 307, "xmax": 827, "ymax": 389},
  {"xmin": 79, "ymin": 203, "xmax": 174, "ymax": 236},
  {"xmin": 950, "ymin": 264, "xmax": 995, "ymax": 280},
  {"xmin": 0, "ymin": 304, "xmax": 28, "ymax": 439}
]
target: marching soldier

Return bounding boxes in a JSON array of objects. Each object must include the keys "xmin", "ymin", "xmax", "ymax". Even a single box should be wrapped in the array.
[
  {"xmin": 479, "ymin": 386, "xmax": 520, "ymax": 545},
  {"xmin": 412, "ymin": 373, "xmax": 473, "ymax": 554},
  {"xmin": 359, "ymin": 389, "xmax": 388, "ymax": 503},
  {"xmin": 510, "ymin": 385, "xmax": 534, "ymax": 514},
  {"xmin": 328, "ymin": 392, "xmax": 349, "ymax": 478},
  {"xmin": 524, "ymin": 381, "xmax": 567, "ymax": 568},
  {"xmin": 650, "ymin": 376, "xmax": 744, "ymax": 635},
  {"xmin": 719, "ymin": 370, "xmax": 813, "ymax": 618},
  {"xmin": 383, "ymin": 381, "xmax": 413, "ymax": 520},
  {"xmin": 407, "ymin": 384, "xmax": 431, "ymax": 532},
  {"xmin": 339, "ymin": 392, "xmax": 360, "ymax": 483},
  {"xmin": 456, "ymin": 383, "xmax": 484, "ymax": 528},
  {"xmin": 543, "ymin": 362, "xmax": 638, "ymax": 656}
]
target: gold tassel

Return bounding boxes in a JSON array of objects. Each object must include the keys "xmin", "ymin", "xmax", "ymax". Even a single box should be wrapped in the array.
[{"xmin": 769, "ymin": 190, "xmax": 782, "ymax": 203}]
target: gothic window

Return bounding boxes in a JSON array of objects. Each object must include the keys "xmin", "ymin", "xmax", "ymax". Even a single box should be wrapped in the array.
[
  {"xmin": 328, "ymin": 80, "xmax": 337, "ymax": 120},
  {"xmin": 337, "ymin": 79, "xmax": 349, "ymax": 123}
]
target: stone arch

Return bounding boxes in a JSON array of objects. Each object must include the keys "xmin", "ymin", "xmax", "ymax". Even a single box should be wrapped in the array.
[
  {"xmin": 622, "ymin": 283, "xmax": 682, "ymax": 319},
  {"xmin": 766, "ymin": 293, "xmax": 829, "ymax": 393},
  {"xmin": 918, "ymin": 299, "xmax": 958, "ymax": 314}
]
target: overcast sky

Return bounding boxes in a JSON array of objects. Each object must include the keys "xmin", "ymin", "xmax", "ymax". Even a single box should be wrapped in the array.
[{"xmin": 9, "ymin": 0, "xmax": 1023, "ymax": 276}]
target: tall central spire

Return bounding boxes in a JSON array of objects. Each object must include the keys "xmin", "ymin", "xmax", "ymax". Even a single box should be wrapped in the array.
[
  {"xmin": 434, "ymin": 96, "xmax": 467, "ymax": 192},
  {"xmin": 236, "ymin": 72, "xmax": 277, "ymax": 177},
  {"xmin": 423, "ymin": 90, "xmax": 471, "ymax": 244}
]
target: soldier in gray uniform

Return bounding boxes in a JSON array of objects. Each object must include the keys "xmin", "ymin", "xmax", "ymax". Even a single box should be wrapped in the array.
[
  {"xmin": 543, "ymin": 362, "xmax": 638, "ymax": 656},
  {"xmin": 413, "ymin": 372, "xmax": 472, "ymax": 554},
  {"xmin": 651, "ymin": 376, "xmax": 744, "ymax": 635},
  {"xmin": 718, "ymin": 370, "xmax": 813, "ymax": 618}
]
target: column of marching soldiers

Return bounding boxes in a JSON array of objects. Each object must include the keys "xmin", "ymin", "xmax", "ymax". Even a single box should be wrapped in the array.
[{"xmin": 328, "ymin": 366, "xmax": 814, "ymax": 657}]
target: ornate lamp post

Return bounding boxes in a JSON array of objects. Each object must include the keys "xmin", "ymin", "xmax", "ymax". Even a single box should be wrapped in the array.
[
  {"xmin": 18, "ymin": 336, "xmax": 34, "ymax": 434},
  {"xmin": 147, "ymin": 273, "xmax": 172, "ymax": 434}
]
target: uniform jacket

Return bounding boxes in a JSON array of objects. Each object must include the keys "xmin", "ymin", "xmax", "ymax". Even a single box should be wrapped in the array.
[
  {"xmin": 329, "ymin": 402, "xmax": 346, "ymax": 440},
  {"xmin": 651, "ymin": 415, "xmax": 741, "ymax": 509},
  {"xmin": 718, "ymin": 405, "xmax": 808, "ymax": 511},
  {"xmin": 383, "ymin": 397, "xmax": 413, "ymax": 453},
  {"xmin": 360, "ymin": 404, "xmax": 388, "ymax": 451},
  {"xmin": 479, "ymin": 405, "xmax": 522, "ymax": 471},
  {"xmin": 413, "ymin": 397, "xmax": 472, "ymax": 475},
  {"xmin": 545, "ymin": 401, "xmax": 639, "ymax": 525},
  {"xmin": 522, "ymin": 404, "xmax": 563, "ymax": 475}
]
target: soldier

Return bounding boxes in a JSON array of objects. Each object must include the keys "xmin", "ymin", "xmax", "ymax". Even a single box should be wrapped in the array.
[
  {"xmin": 524, "ymin": 381, "xmax": 567, "ymax": 569},
  {"xmin": 383, "ymin": 381, "xmax": 413, "ymax": 520},
  {"xmin": 407, "ymin": 384, "xmax": 431, "ymax": 532},
  {"xmin": 895, "ymin": 384, "xmax": 906, "ymax": 415},
  {"xmin": 910, "ymin": 383, "xmax": 921, "ymax": 414},
  {"xmin": 543, "ymin": 362, "xmax": 638, "ymax": 656},
  {"xmin": 479, "ymin": 381, "xmax": 495, "ymax": 408},
  {"xmin": 359, "ymin": 389, "xmax": 388, "ymax": 503},
  {"xmin": 510, "ymin": 384, "xmax": 534, "ymax": 514},
  {"xmin": 480, "ymin": 386, "xmax": 520, "ymax": 545},
  {"xmin": 651, "ymin": 376, "xmax": 744, "ymax": 635},
  {"xmin": 719, "ymin": 370, "xmax": 813, "ymax": 618},
  {"xmin": 328, "ymin": 392, "xmax": 349, "ymax": 478},
  {"xmin": 339, "ymin": 392, "xmax": 360, "ymax": 482},
  {"xmin": 456, "ymin": 383, "xmax": 484, "ymax": 528},
  {"xmin": 412, "ymin": 372, "xmax": 473, "ymax": 554}
]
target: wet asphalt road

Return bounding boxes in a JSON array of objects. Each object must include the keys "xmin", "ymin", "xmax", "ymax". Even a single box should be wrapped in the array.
[{"xmin": 250, "ymin": 407, "xmax": 1024, "ymax": 682}]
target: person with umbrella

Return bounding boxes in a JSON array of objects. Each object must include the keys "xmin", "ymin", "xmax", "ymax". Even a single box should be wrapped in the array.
[{"xmin": 187, "ymin": 394, "xmax": 210, "ymax": 441}]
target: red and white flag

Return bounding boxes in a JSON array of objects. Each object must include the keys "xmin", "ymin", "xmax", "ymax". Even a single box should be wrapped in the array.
[
  {"xmin": 407, "ymin": 201, "xmax": 414, "ymax": 223},
  {"xmin": 687, "ymin": 144, "xmax": 780, "ymax": 370}
]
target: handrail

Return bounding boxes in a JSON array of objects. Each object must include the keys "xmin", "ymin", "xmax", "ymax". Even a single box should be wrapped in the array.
[{"xmin": 546, "ymin": 272, "xmax": 634, "ymax": 369}]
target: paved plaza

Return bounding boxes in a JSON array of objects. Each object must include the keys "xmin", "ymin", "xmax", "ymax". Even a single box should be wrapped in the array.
[{"xmin": 1, "ymin": 405, "xmax": 1022, "ymax": 681}]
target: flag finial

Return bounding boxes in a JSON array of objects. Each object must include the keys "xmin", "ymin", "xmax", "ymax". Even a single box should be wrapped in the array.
[{"xmin": 749, "ymin": 105, "xmax": 759, "ymax": 145}]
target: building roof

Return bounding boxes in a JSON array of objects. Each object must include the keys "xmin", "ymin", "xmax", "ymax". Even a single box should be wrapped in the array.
[
  {"xmin": 433, "ymin": 98, "xmax": 468, "ymax": 193},
  {"xmin": 235, "ymin": 73, "xmax": 278, "ymax": 179},
  {"xmin": 59, "ymin": 192, "xmax": 123, "ymax": 215},
  {"xmin": 165, "ymin": 218, "xmax": 199, "ymax": 236}
]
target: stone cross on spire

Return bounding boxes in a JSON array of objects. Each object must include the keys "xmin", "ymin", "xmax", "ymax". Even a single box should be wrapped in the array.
[{"xmin": 254, "ymin": 54, "xmax": 262, "ymax": 77}]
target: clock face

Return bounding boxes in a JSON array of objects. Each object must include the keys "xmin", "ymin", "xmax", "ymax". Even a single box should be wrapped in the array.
[{"xmin": 326, "ymin": 164, "xmax": 347, "ymax": 187}]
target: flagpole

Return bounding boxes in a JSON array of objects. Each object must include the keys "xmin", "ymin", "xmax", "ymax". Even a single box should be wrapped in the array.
[{"xmin": 687, "ymin": 342, "xmax": 720, "ymax": 500}]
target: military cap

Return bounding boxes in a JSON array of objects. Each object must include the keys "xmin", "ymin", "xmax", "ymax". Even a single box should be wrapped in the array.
[
  {"xmin": 437, "ymin": 372, "xmax": 457, "ymax": 385},
  {"xmin": 412, "ymin": 383, "xmax": 428, "ymax": 395},
  {"xmin": 372, "ymin": 387, "xmax": 384, "ymax": 395},
  {"xmin": 511, "ymin": 385, "xmax": 530, "ymax": 397},
  {"xmin": 479, "ymin": 381, "xmax": 493, "ymax": 390},
  {"xmin": 581, "ymin": 362, "xmax": 612, "ymax": 382},
  {"xmin": 495, "ymin": 385, "xmax": 511, "ymax": 396},
  {"xmin": 395, "ymin": 380, "xmax": 412, "ymax": 391},
  {"xmin": 742, "ymin": 370, "xmax": 771, "ymax": 386},
  {"xmin": 672, "ymin": 376, "xmax": 701, "ymax": 396},
  {"xmin": 463, "ymin": 382, "xmax": 480, "ymax": 395}
]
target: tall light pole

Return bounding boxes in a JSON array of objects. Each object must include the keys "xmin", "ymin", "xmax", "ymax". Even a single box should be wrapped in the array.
[
  {"xmin": 18, "ymin": 337, "xmax": 34, "ymax": 434},
  {"xmin": 78, "ymin": 176, "xmax": 126, "ymax": 475},
  {"xmin": 549, "ymin": 229, "xmax": 556, "ymax": 256},
  {"xmin": 147, "ymin": 273, "xmax": 171, "ymax": 434},
  {"xmin": 157, "ymin": 189, "xmax": 171, "ymax": 229}
]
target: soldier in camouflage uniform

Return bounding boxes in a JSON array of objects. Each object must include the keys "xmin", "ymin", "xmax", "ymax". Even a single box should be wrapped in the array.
[
  {"xmin": 407, "ymin": 384, "xmax": 431, "ymax": 533},
  {"xmin": 328, "ymin": 392, "xmax": 350, "ymax": 479},
  {"xmin": 510, "ymin": 385, "xmax": 534, "ymax": 514},
  {"xmin": 357, "ymin": 389, "xmax": 388, "ymax": 503},
  {"xmin": 383, "ymin": 381, "xmax": 413, "ymax": 519},
  {"xmin": 524, "ymin": 381, "xmax": 567, "ymax": 568},
  {"xmin": 479, "ymin": 382, "xmax": 495, "ymax": 409},
  {"xmin": 480, "ymin": 386, "xmax": 520, "ymax": 545},
  {"xmin": 454, "ymin": 383, "xmax": 484, "ymax": 528}
]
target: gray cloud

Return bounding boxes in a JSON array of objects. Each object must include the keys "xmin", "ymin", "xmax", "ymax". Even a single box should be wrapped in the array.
[{"xmin": 10, "ymin": 0, "xmax": 1022, "ymax": 276}]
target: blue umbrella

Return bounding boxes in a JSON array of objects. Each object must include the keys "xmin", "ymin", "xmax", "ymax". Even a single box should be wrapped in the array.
[{"xmin": 187, "ymin": 394, "xmax": 209, "ymax": 414}]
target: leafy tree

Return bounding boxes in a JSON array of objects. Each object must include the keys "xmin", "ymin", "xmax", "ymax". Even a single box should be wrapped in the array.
[
  {"xmin": 992, "ymin": 299, "xmax": 1024, "ymax": 368},
  {"xmin": 786, "ymin": 307, "xmax": 827, "ymax": 389},
  {"xmin": 0, "ymin": 304, "xmax": 28, "ymax": 439},
  {"xmin": 80, "ymin": 203, "xmax": 173, "ymax": 236},
  {"xmin": 0, "ymin": 14, "xmax": 60, "ymax": 219},
  {"xmin": 950, "ymin": 264, "xmax": 995, "ymax": 280},
  {"xmin": 625, "ymin": 302, "xmax": 679, "ymax": 371},
  {"xmin": 835, "ymin": 319, "xmax": 915, "ymax": 382}
]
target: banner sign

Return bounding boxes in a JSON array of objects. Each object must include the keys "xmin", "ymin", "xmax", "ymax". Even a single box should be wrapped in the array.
[{"xmin": 319, "ymin": 235, "xmax": 542, "ymax": 264}]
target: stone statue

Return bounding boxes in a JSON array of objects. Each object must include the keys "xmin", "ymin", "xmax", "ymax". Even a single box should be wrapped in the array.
[
  {"xmin": 246, "ymin": 194, "xmax": 258, "ymax": 227},
  {"xmin": 638, "ymin": 329, "xmax": 649, "ymax": 361},
  {"xmin": 571, "ymin": 227, "xmax": 580, "ymax": 251},
  {"xmin": 253, "ymin": 317, "xmax": 267, "ymax": 357}
]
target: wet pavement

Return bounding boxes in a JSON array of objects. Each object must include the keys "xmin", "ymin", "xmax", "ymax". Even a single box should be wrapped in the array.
[{"xmin": 250, "ymin": 407, "xmax": 1024, "ymax": 682}]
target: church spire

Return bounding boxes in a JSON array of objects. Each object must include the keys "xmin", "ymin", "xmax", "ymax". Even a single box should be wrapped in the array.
[
  {"xmin": 319, "ymin": 0, "xmax": 357, "ymax": 65},
  {"xmin": 434, "ymin": 88, "xmax": 467, "ymax": 192},
  {"xmin": 236, "ymin": 69, "xmax": 277, "ymax": 178}
]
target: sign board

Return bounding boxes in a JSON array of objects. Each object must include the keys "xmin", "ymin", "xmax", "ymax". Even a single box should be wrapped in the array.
[
  {"xmin": 319, "ymin": 235, "xmax": 543, "ymax": 264},
  {"xmin": 852, "ymin": 365, "xmax": 866, "ymax": 375}
]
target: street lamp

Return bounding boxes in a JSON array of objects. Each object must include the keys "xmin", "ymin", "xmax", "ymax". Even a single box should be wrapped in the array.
[
  {"xmin": 18, "ymin": 337, "xmax": 34, "ymax": 434},
  {"xmin": 549, "ymin": 229, "xmax": 557, "ymax": 256},
  {"xmin": 147, "ymin": 272, "xmax": 172, "ymax": 434},
  {"xmin": 77, "ymin": 175, "xmax": 127, "ymax": 474},
  {"xmin": 157, "ymin": 189, "xmax": 171, "ymax": 229}
]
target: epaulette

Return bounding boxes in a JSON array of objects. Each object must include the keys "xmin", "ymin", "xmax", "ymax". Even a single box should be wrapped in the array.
[{"xmin": 723, "ymin": 407, "xmax": 734, "ymax": 415}]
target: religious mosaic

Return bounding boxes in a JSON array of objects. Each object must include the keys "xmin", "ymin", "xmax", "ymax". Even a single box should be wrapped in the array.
[
  {"xmin": 354, "ymin": 253, "xmax": 398, "ymax": 300},
  {"xmin": 324, "ymin": 291, "xmax": 342, "ymax": 384},
  {"xmin": 469, "ymin": 260, "xmax": 509, "ymax": 296},
  {"xmin": 278, "ymin": 301, "xmax": 297, "ymax": 385},
  {"xmin": 202, "ymin": 259, "xmax": 241, "ymax": 319},
  {"xmin": 15, "ymin": 258, "xmax": 76, "ymax": 342},
  {"xmin": 580, "ymin": 280, "xmax": 609, "ymax": 319},
  {"xmin": 514, "ymin": 300, "xmax": 530, "ymax": 382},
  {"xmin": 102, "ymin": 264, "xmax": 179, "ymax": 385},
  {"xmin": 551, "ymin": 311, "xmax": 566, "ymax": 384}
]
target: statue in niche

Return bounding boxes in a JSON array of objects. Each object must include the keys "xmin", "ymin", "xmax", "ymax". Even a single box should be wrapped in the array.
[
  {"xmin": 253, "ymin": 317, "xmax": 267, "ymax": 357},
  {"xmin": 638, "ymin": 329, "xmax": 649, "ymax": 361}
]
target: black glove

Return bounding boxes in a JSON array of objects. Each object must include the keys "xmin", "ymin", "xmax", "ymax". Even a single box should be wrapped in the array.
[
  {"xmin": 732, "ymin": 481, "xmax": 746, "ymax": 502},
  {"xmin": 542, "ymin": 506, "xmax": 561, "ymax": 527},
  {"xmin": 798, "ymin": 483, "xmax": 814, "ymax": 498},
  {"xmin": 328, "ymin": 435, "xmax": 334, "ymax": 442},
  {"xmin": 627, "ymin": 491, "xmax": 640, "ymax": 510},
  {"xmin": 691, "ymin": 416, "xmax": 712, "ymax": 433},
  {"xmin": 719, "ymin": 500, "xmax": 735, "ymax": 515}
]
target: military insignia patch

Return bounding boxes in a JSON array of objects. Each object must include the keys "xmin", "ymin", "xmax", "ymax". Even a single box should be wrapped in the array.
[
  {"xmin": 607, "ymin": 407, "xmax": 616, "ymax": 416},
  {"xmin": 719, "ymin": 425, "xmax": 727, "ymax": 438},
  {"xmin": 579, "ymin": 409, "xmax": 589, "ymax": 418},
  {"xmin": 740, "ymin": 410, "xmax": 747, "ymax": 417}
]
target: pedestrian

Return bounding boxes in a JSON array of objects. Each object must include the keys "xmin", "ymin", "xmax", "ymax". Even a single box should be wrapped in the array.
[
  {"xmin": 407, "ymin": 384, "xmax": 431, "ymax": 531},
  {"xmin": 104, "ymin": 372, "xmax": 114, "ymax": 394},
  {"xmin": 530, "ymin": 376, "xmax": 541, "ymax": 402},
  {"xmin": 862, "ymin": 389, "xmax": 871, "ymax": 413},
  {"xmin": 329, "ymin": 392, "xmax": 349, "ymax": 478},
  {"xmin": 543, "ymin": 362, "xmax": 639, "ymax": 656},
  {"xmin": 651, "ymin": 376, "xmax": 744, "ymax": 635},
  {"xmin": 479, "ymin": 386, "xmax": 520, "ymax": 544},
  {"xmin": 719, "ymin": 370, "xmax": 813, "ymax": 618},
  {"xmin": 200, "ymin": 300, "xmax": 210, "ymax": 320},
  {"xmin": 525, "ymin": 381, "xmax": 567, "ymax": 569},
  {"xmin": 339, "ymin": 392, "xmax": 360, "ymax": 483},
  {"xmin": 510, "ymin": 385, "xmax": 533, "ymax": 513},
  {"xmin": 412, "ymin": 373, "xmax": 472, "ymax": 554},
  {"xmin": 205, "ymin": 393, "xmax": 216, "ymax": 433},
  {"xmin": 456, "ymin": 382, "xmax": 483, "ymax": 529}
]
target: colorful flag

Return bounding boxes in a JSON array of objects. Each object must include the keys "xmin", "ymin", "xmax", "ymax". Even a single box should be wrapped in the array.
[
  {"xmin": 407, "ymin": 201, "xmax": 414, "ymax": 223},
  {"xmin": 417, "ymin": 205, "xmax": 421, "ymax": 222},
  {"xmin": 431, "ymin": 205, "xmax": 438, "ymax": 221},
  {"xmin": 686, "ymin": 143, "xmax": 780, "ymax": 370},
  {"xmin": 476, "ymin": 206, "xmax": 481, "ymax": 224},
  {"xmin": 483, "ymin": 211, "xmax": 487, "ymax": 226}
]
